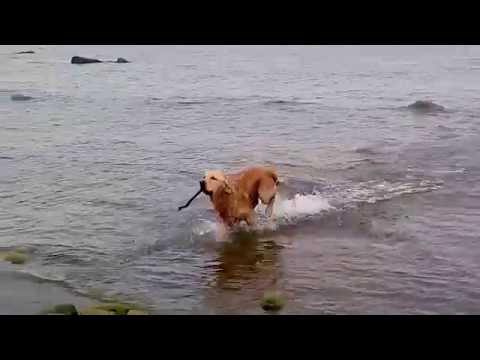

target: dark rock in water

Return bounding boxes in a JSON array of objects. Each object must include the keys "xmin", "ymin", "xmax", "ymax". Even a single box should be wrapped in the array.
[
  {"xmin": 127, "ymin": 309, "xmax": 149, "ymax": 315},
  {"xmin": 15, "ymin": 50, "xmax": 35, "ymax": 54},
  {"xmin": 71, "ymin": 56, "xmax": 102, "ymax": 64},
  {"xmin": 49, "ymin": 304, "xmax": 78, "ymax": 315},
  {"xmin": 407, "ymin": 100, "xmax": 445, "ymax": 113},
  {"xmin": 11, "ymin": 94, "xmax": 34, "ymax": 101}
]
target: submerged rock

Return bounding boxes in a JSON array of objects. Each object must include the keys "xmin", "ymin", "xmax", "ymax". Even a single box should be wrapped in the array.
[
  {"xmin": 78, "ymin": 302, "xmax": 149, "ymax": 315},
  {"xmin": 2, "ymin": 251, "xmax": 29, "ymax": 265},
  {"xmin": 127, "ymin": 309, "xmax": 149, "ymax": 315},
  {"xmin": 116, "ymin": 57, "xmax": 129, "ymax": 63},
  {"xmin": 407, "ymin": 100, "xmax": 445, "ymax": 113},
  {"xmin": 79, "ymin": 307, "xmax": 115, "ymax": 315},
  {"xmin": 11, "ymin": 94, "xmax": 34, "ymax": 101},
  {"xmin": 260, "ymin": 291, "xmax": 286, "ymax": 312},
  {"xmin": 94, "ymin": 303, "xmax": 132, "ymax": 315},
  {"xmin": 71, "ymin": 56, "xmax": 102, "ymax": 64}
]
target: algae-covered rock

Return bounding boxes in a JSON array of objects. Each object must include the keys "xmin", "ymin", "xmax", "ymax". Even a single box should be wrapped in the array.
[
  {"xmin": 79, "ymin": 302, "xmax": 146, "ymax": 315},
  {"xmin": 95, "ymin": 303, "xmax": 133, "ymax": 315},
  {"xmin": 3, "ymin": 251, "xmax": 29, "ymax": 265},
  {"xmin": 50, "ymin": 304, "xmax": 78, "ymax": 315},
  {"xmin": 127, "ymin": 309, "xmax": 149, "ymax": 315},
  {"xmin": 79, "ymin": 307, "xmax": 115, "ymax": 315},
  {"xmin": 260, "ymin": 291, "xmax": 286, "ymax": 312}
]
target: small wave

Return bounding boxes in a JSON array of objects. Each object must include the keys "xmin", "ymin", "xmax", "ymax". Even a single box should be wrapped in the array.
[
  {"xmin": 331, "ymin": 179, "xmax": 443, "ymax": 206},
  {"xmin": 19, "ymin": 269, "xmax": 67, "ymax": 283},
  {"xmin": 112, "ymin": 140, "xmax": 137, "ymax": 145},
  {"xmin": 354, "ymin": 147, "xmax": 378, "ymax": 155},
  {"xmin": 176, "ymin": 100, "xmax": 211, "ymax": 105},
  {"xmin": 437, "ymin": 125, "xmax": 456, "ymax": 131},
  {"xmin": 431, "ymin": 168, "xmax": 466, "ymax": 174},
  {"xmin": 263, "ymin": 99, "xmax": 316, "ymax": 106},
  {"xmin": 146, "ymin": 98, "xmax": 211, "ymax": 106}
]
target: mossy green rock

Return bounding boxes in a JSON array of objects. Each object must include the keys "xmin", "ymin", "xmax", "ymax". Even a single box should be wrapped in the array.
[
  {"xmin": 4, "ymin": 252, "xmax": 29, "ymax": 265},
  {"xmin": 260, "ymin": 292, "xmax": 286, "ymax": 312},
  {"xmin": 46, "ymin": 304, "xmax": 78, "ymax": 315}
]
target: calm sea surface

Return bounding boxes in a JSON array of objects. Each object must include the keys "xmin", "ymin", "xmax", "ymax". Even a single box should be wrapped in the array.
[{"xmin": 1, "ymin": 45, "xmax": 479, "ymax": 314}]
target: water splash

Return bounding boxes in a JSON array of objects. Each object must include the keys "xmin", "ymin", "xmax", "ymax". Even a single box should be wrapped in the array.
[{"xmin": 269, "ymin": 193, "xmax": 333, "ymax": 220}]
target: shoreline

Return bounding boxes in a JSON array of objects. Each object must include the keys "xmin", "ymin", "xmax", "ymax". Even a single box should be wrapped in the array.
[
  {"xmin": 0, "ymin": 258, "xmax": 150, "ymax": 315},
  {"xmin": 0, "ymin": 261, "xmax": 97, "ymax": 315}
]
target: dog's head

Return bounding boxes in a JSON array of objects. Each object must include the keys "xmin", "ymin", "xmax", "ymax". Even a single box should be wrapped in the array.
[{"xmin": 202, "ymin": 170, "xmax": 233, "ymax": 196}]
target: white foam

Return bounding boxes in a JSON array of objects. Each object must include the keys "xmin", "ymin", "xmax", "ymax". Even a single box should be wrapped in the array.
[
  {"xmin": 191, "ymin": 219, "xmax": 218, "ymax": 237},
  {"xmin": 269, "ymin": 193, "xmax": 334, "ymax": 220},
  {"xmin": 190, "ymin": 218, "xmax": 232, "ymax": 243}
]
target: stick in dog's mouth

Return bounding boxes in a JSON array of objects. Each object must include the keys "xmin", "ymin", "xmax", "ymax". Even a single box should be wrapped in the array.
[{"xmin": 178, "ymin": 180, "xmax": 211, "ymax": 211}]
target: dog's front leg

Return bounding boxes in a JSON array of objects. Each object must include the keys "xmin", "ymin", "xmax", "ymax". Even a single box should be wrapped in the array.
[
  {"xmin": 265, "ymin": 196, "xmax": 276, "ymax": 218},
  {"xmin": 215, "ymin": 221, "xmax": 230, "ymax": 242},
  {"xmin": 245, "ymin": 212, "xmax": 257, "ymax": 227}
]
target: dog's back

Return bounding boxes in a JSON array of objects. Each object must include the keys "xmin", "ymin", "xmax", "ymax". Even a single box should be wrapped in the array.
[{"xmin": 231, "ymin": 166, "xmax": 278, "ymax": 213}]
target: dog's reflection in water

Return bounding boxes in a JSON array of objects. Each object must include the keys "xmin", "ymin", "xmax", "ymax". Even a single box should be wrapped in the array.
[{"xmin": 204, "ymin": 228, "xmax": 286, "ymax": 313}]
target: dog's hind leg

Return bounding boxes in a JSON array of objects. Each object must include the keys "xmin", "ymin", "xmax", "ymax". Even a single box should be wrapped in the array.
[
  {"xmin": 258, "ymin": 178, "xmax": 277, "ymax": 218},
  {"xmin": 265, "ymin": 197, "xmax": 275, "ymax": 218},
  {"xmin": 245, "ymin": 212, "xmax": 257, "ymax": 227}
]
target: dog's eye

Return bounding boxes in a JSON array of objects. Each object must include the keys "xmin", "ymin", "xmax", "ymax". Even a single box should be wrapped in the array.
[{"xmin": 210, "ymin": 177, "xmax": 217, "ymax": 181}]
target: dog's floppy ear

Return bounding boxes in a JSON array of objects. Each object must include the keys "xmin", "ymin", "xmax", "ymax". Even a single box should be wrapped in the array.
[{"xmin": 205, "ymin": 170, "xmax": 233, "ymax": 194}]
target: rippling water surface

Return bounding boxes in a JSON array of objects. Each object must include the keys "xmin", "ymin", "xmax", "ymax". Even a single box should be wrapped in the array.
[{"xmin": 1, "ymin": 45, "xmax": 480, "ymax": 314}]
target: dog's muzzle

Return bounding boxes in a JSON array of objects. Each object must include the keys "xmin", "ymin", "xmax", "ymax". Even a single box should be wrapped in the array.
[{"xmin": 200, "ymin": 180, "xmax": 213, "ymax": 198}]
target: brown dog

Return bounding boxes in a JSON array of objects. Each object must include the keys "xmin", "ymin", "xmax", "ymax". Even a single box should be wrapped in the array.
[{"xmin": 202, "ymin": 166, "xmax": 279, "ymax": 228}]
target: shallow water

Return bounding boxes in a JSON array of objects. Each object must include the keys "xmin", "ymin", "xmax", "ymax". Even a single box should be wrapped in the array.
[{"xmin": 1, "ymin": 45, "xmax": 480, "ymax": 314}]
